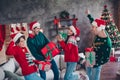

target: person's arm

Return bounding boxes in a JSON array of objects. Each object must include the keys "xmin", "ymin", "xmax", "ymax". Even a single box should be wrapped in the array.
[
  {"xmin": 6, "ymin": 41, "xmax": 16, "ymax": 55},
  {"xmin": 42, "ymin": 32, "xmax": 49, "ymax": 44},
  {"xmin": 85, "ymin": 9, "xmax": 94, "ymax": 23},
  {"xmin": 59, "ymin": 40, "xmax": 73, "ymax": 52},
  {"xmin": 27, "ymin": 38, "xmax": 45, "ymax": 60}
]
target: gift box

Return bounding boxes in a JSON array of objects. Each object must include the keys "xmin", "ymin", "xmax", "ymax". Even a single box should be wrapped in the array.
[
  {"xmin": 85, "ymin": 48, "xmax": 96, "ymax": 67},
  {"xmin": 38, "ymin": 61, "xmax": 51, "ymax": 71},
  {"xmin": 41, "ymin": 42, "xmax": 60, "ymax": 60},
  {"xmin": 59, "ymin": 32, "xmax": 67, "ymax": 40}
]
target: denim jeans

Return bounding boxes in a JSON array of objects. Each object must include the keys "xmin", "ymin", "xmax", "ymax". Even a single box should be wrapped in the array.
[
  {"xmin": 64, "ymin": 62, "xmax": 78, "ymax": 80},
  {"xmin": 39, "ymin": 59, "xmax": 59, "ymax": 80},
  {"xmin": 24, "ymin": 72, "xmax": 43, "ymax": 80},
  {"xmin": 86, "ymin": 66, "xmax": 102, "ymax": 80}
]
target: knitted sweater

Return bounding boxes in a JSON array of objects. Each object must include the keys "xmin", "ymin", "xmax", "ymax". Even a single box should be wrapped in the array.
[
  {"xmin": 27, "ymin": 32, "xmax": 49, "ymax": 61},
  {"xmin": 59, "ymin": 36, "xmax": 79, "ymax": 62},
  {"xmin": 87, "ymin": 14, "xmax": 112, "ymax": 67},
  {"xmin": 6, "ymin": 41, "xmax": 37, "ymax": 76}
]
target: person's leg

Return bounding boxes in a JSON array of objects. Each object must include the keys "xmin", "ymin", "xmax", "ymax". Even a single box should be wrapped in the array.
[
  {"xmin": 24, "ymin": 72, "xmax": 43, "ymax": 80},
  {"xmin": 86, "ymin": 67, "xmax": 92, "ymax": 80},
  {"xmin": 39, "ymin": 70, "xmax": 46, "ymax": 80},
  {"xmin": 91, "ymin": 66, "xmax": 102, "ymax": 80},
  {"xmin": 64, "ymin": 62, "xmax": 78, "ymax": 80},
  {"xmin": 51, "ymin": 59, "xmax": 59, "ymax": 80}
]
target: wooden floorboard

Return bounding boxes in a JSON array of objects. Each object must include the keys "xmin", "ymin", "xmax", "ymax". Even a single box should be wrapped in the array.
[{"xmin": 100, "ymin": 62, "xmax": 120, "ymax": 80}]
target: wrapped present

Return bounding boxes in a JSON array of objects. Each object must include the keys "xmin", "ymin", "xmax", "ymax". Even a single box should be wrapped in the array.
[
  {"xmin": 85, "ymin": 48, "xmax": 96, "ymax": 67},
  {"xmin": 38, "ymin": 61, "xmax": 51, "ymax": 71},
  {"xmin": 41, "ymin": 42, "xmax": 60, "ymax": 60},
  {"xmin": 59, "ymin": 32, "xmax": 67, "ymax": 40}
]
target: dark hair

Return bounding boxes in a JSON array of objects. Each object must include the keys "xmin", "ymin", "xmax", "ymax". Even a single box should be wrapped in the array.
[{"xmin": 15, "ymin": 35, "xmax": 25, "ymax": 45}]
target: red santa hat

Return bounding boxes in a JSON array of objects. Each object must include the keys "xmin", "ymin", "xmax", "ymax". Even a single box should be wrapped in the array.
[
  {"xmin": 10, "ymin": 32, "xmax": 23, "ymax": 43},
  {"xmin": 69, "ymin": 25, "xmax": 80, "ymax": 41},
  {"xmin": 29, "ymin": 21, "xmax": 41, "ymax": 35},
  {"xmin": 29, "ymin": 21, "xmax": 40, "ymax": 30},
  {"xmin": 92, "ymin": 19, "xmax": 106, "ymax": 31}
]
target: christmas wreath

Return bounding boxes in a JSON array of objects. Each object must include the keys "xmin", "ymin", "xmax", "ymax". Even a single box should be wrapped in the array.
[{"xmin": 59, "ymin": 10, "xmax": 70, "ymax": 19}]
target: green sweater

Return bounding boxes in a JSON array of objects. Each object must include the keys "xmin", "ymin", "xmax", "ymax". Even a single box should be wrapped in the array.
[
  {"xmin": 27, "ymin": 32, "xmax": 49, "ymax": 61},
  {"xmin": 87, "ymin": 14, "xmax": 112, "ymax": 67}
]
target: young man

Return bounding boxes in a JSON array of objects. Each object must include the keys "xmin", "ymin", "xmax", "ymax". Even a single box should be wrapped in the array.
[
  {"xmin": 85, "ymin": 10, "xmax": 112, "ymax": 80},
  {"xmin": 27, "ymin": 21, "xmax": 59, "ymax": 80}
]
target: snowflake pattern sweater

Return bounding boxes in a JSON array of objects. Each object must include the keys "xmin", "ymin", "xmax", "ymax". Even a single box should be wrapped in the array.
[
  {"xmin": 59, "ymin": 36, "xmax": 79, "ymax": 62},
  {"xmin": 6, "ymin": 41, "xmax": 37, "ymax": 76},
  {"xmin": 87, "ymin": 14, "xmax": 112, "ymax": 67}
]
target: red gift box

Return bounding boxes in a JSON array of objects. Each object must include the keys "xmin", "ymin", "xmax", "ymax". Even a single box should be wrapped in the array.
[
  {"xmin": 41, "ymin": 42, "xmax": 60, "ymax": 60},
  {"xmin": 38, "ymin": 61, "xmax": 51, "ymax": 71}
]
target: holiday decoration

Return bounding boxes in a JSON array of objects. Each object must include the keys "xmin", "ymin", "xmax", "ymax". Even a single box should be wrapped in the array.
[
  {"xmin": 85, "ymin": 48, "xmax": 95, "ymax": 67},
  {"xmin": 54, "ymin": 16, "xmax": 60, "ymax": 34},
  {"xmin": 59, "ymin": 10, "xmax": 70, "ymax": 19},
  {"xmin": 41, "ymin": 42, "xmax": 60, "ymax": 60},
  {"xmin": 22, "ymin": 23, "xmax": 27, "ymax": 31},
  {"xmin": 0, "ymin": 25, "xmax": 6, "ymax": 51},
  {"xmin": 72, "ymin": 14, "xmax": 78, "ymax": 27},
  {"xmin": 16, "ymin": 23, "xmax": 21, "ymax": 31},
  {"xmin": 101, "ymin": 5, "xmax": 120, "ymax": 49},
  {"xmin": 10, "ymin": 24, "xmax": 16, "ymax": 33}
]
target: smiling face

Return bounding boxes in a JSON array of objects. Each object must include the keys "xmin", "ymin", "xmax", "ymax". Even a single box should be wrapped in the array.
[
  {"xmin": 32, "ymin": 27, "xmax": 40, "ymax": 35},
  {"xmin": 91, "ymin": 25, "xmax": 99, "ymax": 35},
  {"xmin": 67, "ymin": 28, "xmax": 74, "ymax": 36},
  {"xmin": 15, "ymin": 36, "xmax": 25, "ymax": 47}
]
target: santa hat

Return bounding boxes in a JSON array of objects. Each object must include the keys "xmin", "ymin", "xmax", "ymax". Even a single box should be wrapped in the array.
[
  {"xmin": 28, "ymin": 21, "xmax": 40, "ymax": 37},
  {"xmin": 92, "ymin": 19, "xmax": 105, "ymax": 31},
  {"xmin": 69, "ymin": 25, "xmax": 80, "ymax": 41},
  {"xmin": 29, "ymin": 21, "xmax": 40, "ymax": 30},
  {"xmin": 10, "ymin": 33, "xmax": 23, "ymax": 43}
]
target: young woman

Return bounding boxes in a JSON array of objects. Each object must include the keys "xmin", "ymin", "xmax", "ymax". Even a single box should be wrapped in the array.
[
  {"xmin": 6, "ymin": 32, "xmax": 43, "ymax": 80},
  {"xmin": 57, "ymin": 25, "xmax": 80, "ymax": 80}
]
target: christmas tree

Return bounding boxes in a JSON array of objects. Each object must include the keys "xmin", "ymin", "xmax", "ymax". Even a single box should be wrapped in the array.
[{"xmin": 101, "ymin": 5, "xmax": 120, "ymax": 49}]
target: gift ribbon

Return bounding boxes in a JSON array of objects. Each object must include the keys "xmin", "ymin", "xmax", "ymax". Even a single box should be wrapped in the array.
[
  {"xmin": 86, "ymin": 52, "xmax": 95, "ymax": 64},
  {"xmin": 45, "ymin": 45, "xmax": 56, "ymax": 60}
]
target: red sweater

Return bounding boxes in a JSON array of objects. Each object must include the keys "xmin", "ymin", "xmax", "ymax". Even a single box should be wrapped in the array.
[
  {"xmin": 59, "ymin": 36, "xmax": 79, "ymax": 62},
  {"xmin": 6, "ymin": 41, "xmax": 37, "ymax": 76}
]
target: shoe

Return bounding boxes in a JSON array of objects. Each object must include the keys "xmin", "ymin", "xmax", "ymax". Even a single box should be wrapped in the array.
[{"xmin": 116, "ymin": 70, "xmax": 120, "ymax": 75}]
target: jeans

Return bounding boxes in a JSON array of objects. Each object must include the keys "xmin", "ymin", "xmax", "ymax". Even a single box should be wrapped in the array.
[
  {"xmin": 86, "ymin": 66, "xmax": 102, "ymax": 80},
  {"xmin": 39, "ymin": 59, "xmax": 59, "ymax": 80},
  {"xmin": 24, "ymin": 72, "xmax": 43, "ymax": 80},
  {"xmin": 64, "ymin": 62, "xmax": 78, "ymax": 80}
]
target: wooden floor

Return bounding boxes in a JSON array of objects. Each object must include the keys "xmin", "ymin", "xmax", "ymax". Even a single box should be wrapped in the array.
[{"xmin": 100, "ymin": 62, "xmax": 120, "ymax": 80}]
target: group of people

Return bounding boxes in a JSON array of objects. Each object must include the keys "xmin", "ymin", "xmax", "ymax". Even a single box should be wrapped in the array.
[{"xmin": 6, "ymin": 10, "xmax": 112, "ymax": 80}]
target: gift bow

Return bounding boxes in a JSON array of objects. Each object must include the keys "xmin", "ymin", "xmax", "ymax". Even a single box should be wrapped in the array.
[{"xmin": 38, "ymin": 61, "xmax": 51, "ymax": 71}]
